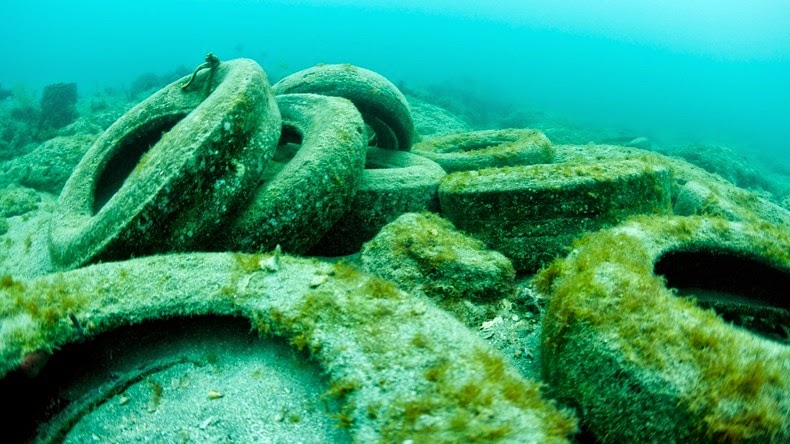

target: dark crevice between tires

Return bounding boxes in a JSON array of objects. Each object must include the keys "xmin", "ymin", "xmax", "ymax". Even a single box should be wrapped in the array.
[
  {"xmin": 364, "ymin": 150, "xmax": 391, "ymax": 170},
  {"xmin": 272, "ymin": 125, "xmax": 303, "ymax": 164},
  {"xmin": 92, "ymin": 113, "xmax": 187, "ymax": 215},
  {"xmin": 654, "ymin": 249, "xmax": 790, "ymax": 345}
]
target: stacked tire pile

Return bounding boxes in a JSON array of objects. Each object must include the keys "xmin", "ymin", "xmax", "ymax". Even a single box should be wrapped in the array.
[
  {"xmin": 1, "ymin": 56, "xmax": 788, "ymax": 443},
  {"xmin": 47, "ymin": 60, "xmax": 443, "ymax": 269}
]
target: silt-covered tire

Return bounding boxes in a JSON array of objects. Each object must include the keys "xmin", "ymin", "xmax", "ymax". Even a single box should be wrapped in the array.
[
  {"xmin": 49, "ymin": 58, "xmax": 281, "ymax": 270},
  {"xmin": 311, "ymin": 147, "xmax": 446, "ymax": 256},
  {"xmin": 215, "ymin": 93, "xmax": 367, "ymax": 254},
  {"xmin": 537, "ymin": 216, "xmax": 790, "ymax": 442},
  {"xmin": 413, "ymin": 128, "xmax": 553, "ymax": 172},
  {"xmin": 273, "ymin": 64, "xmax": 414, "ymax": 151},
  {"xmin": 439, "ymin": 159, "xmax": 672, "ymax": 272}
]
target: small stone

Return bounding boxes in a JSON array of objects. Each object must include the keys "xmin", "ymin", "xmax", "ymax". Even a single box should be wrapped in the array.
[
  {"xmin": 260, "ymin": 256, "xmax": 278, "ymax": 272},
  {"xmin": 260, "ymin": 244, "xmax": 282, "ymax": 272},
  {"xmin": 207, "ymin": 390, "xmax": 224, "ymax": 400},
  {"xmin": 118, "ymin": 395, "xmax": 130, "ymax": 405},
  {"xmin": 481, "ymin": 316, "xmax": 503, "ymax": 330},
  {"xmin": 309, "ymin": 274, "xmax": 328, "ymax": 288},
  {"xmin": 199, "ymin": 416, "xmax": 216, "ymax": 429}
]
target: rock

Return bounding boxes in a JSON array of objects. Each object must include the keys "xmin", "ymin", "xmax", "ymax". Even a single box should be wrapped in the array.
[
  {"xmin": 360, "ymin": 212, "xmax": 516, "ymax": 302},
  {"xmin": 0, "ymin": 114, "xmax": 38, "ymax": 162},
  {"xmin": 625, "ymin": 136, "xmax": 651, "ymax": 150},
  {"xmin": 660, "ymin": 144, "xmax": 778, "ymax": 194},
  {"xmin": 39, "ymin": 82, "xmax": 79, "ymax": 130},
  {"xmin": 0, "ymin": 185, "xmax": 40, "ymax": 218},
  {"xmin": 0, "ymin": 84, "xmax": 11, "ymax": 101},
  {"xmin": 0, "ymin": 134, "xmax": 96, "ymax": 195},
  {"xmin": 406, "ymin": 95, "xmax": 472, "ymax": 139}
]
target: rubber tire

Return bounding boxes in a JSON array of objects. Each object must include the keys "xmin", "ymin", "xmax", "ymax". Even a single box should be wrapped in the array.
[
  {"xmin": 439, "ymin": 159, "xmax": 672, "ymax": 273},
  {"xmin": 273, "ymin": 64, "xmax": 415, "ymax": 151},
  {"xmin": 538, "ymin": 215, "xmax": 790, "ymax": 442},
  {"xmin": 0, "ymin": 253, "xmax": 577, "ymax": 442},
  {"xmin": 310, "ymin": 147, "xmax": 446, "ymax": 256},
  {"xmin": 49, "ymin": 58, "xmax": 281, "ymax": 270},
  {"xmin": 551, "ymin": 143, "xmax": 790, "ymax": 227},
  {"xmin": 413, "ymin": 128, "xmax": 553, "ymax": 172},
  {"xmin": 214, "ymin": 93, "xmax": 367, "ymax": 254}
]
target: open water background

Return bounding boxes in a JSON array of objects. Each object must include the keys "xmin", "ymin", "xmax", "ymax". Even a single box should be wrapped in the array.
[{"xmin": 2, "ymin": 0, "xmax": 788, "ymax": 162}]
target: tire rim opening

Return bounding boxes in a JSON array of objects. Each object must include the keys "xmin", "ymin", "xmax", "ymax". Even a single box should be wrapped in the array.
[
  {"xmin": 92, "ymin": 113, "xmax": 186, "ymax": 215},
  {"xmin": 271, "ymin": 125, "xmax": 303, "ymax": 164},
  {"xmin": 654, "ymin": 249, "xmax": 790, "ymax": 344},
  {"xmin": 1, "ymin": 315, "xmax": 346, "ymax": 443}
]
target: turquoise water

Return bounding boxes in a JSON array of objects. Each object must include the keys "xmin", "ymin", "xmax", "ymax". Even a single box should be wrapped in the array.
[
  {"xmin": 1, "ymin": 3, "xmax": 789, "ymax": 442},
  {"xmin": 1, "ymin": 0, "xmax": 789, "ymax": 159}
]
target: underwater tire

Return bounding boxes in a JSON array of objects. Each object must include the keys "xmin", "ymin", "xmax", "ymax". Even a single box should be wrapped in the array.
[
  {"xmin": 439, "ymin": 159, "xmax": 672, "ymax": 273},
  {"xmin": 672, "ymin": 178, "xmax": 790, "ymax": 226},
  {"xmin": 537, "ymin": 215, "xmax": 790, "ymax": 442},
  {"xmin": 272, "ymin": 64, "xmax": 415, "ymax": 151},
  {"xmin": 310, "ymin": 147, "xmax": 446, "ymax": 256},
  {"xmin": 0, "ymin": 253, "xmax": 577, "ymax": 442},
  {"xmin": 551, "ymin": 143, "xmax": 790, "ymax": 227},
  {"xmin": 48, "ymin": 58, "xmax": 281, "ymax": 270},
  {"xmin": 214, "ymin": 93, "xmax": 367, "ymax": 254},
  {"xmin": 413, "ymin": 129, "xmax": 554, "ymax": 172}
]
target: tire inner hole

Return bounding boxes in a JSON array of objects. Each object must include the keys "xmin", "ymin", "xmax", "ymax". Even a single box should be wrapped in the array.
[
  {"xmin": 1, "ymin": 316, "xmax": 343, "ymax": 443},
  {"xmin": 654, "ymin": 249, "xmax": 789, "ymax": 344},
  {"xmin": 458, "ymin": 140, "xmax": 509, "ymax": 152},
  {"xmin": 272, "ymin": 125, "xmax": 303, "ymax": 163},
  {"xmin": 92, "ymin": 113, "xmax": 186, "ymax": 215}
]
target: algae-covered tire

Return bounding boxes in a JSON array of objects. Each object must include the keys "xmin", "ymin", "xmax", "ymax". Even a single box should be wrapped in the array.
[
  {"xmin": 216, "ymin": 93, "xmax": 367, "ymax": 254},
  {"xmin": 310, "ymin": 147, "xmax": 446, "ymax": 256},
  {"xmin": 0, "ymin": 253, "xmax": 577, "ymax": 443},
  {"xmin": 537, "ymin": 216, "xmax": 790, "ymax": 442},
  {"xmin": 48, "ymin": 58, "xmax": 281, "ymax": 270},
  {"xmin": 273, "ymin": 64, "xmax": 415, "ymax": 151},
  {"xmin": 413, "ymin": 129, "xmax": 553, "ymax": 172},
  {"xmin": 439, "ymin": 159, "xmax": 672, "ymax": 273},
  {"xmin": 551, "ymin": 143, "xmax": 790, "ymax": 227}
]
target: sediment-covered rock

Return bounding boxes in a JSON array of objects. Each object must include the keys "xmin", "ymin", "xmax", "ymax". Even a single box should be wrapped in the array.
[{"xmin": 360, "ymin": 212, "xmax": 516, "ymax": 302}]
